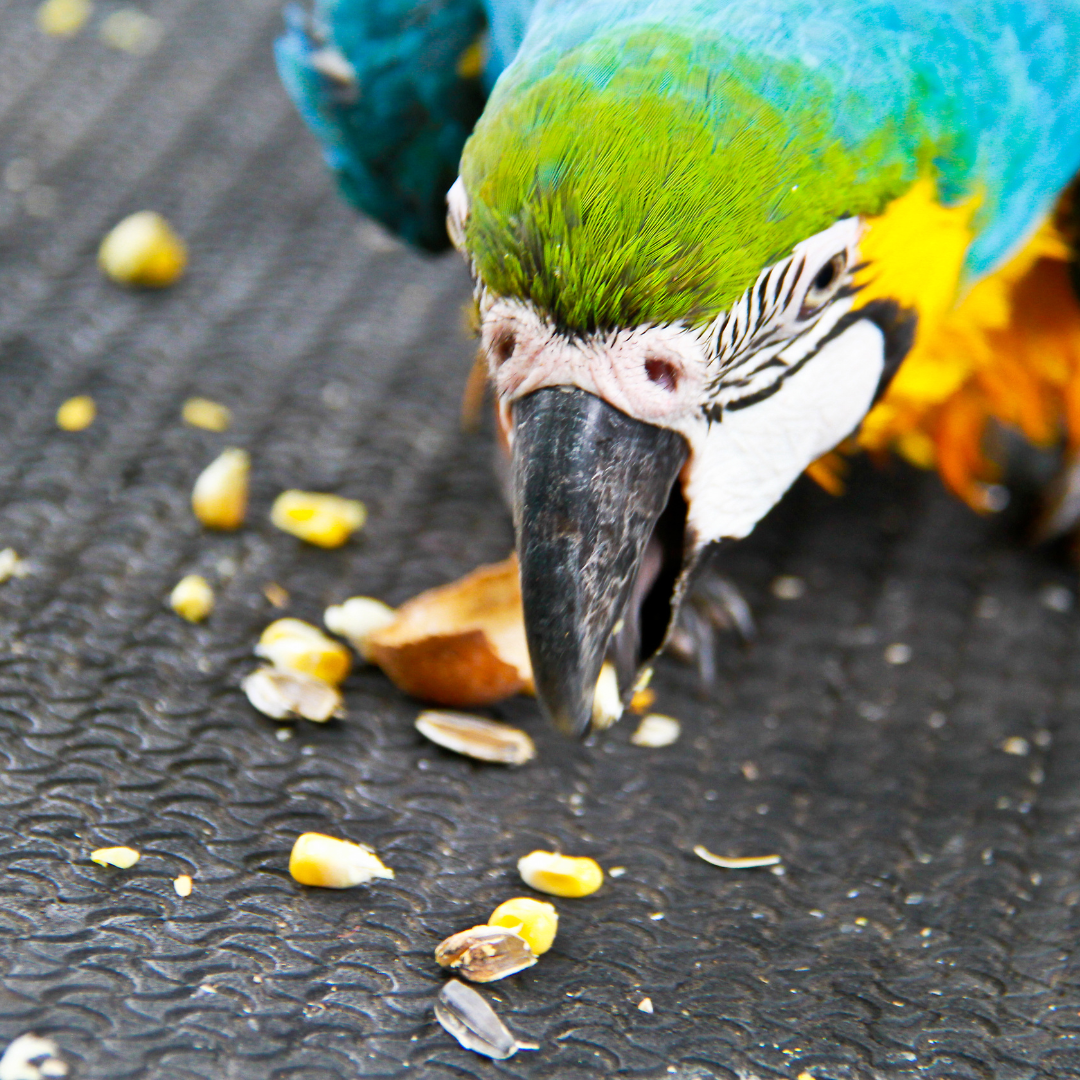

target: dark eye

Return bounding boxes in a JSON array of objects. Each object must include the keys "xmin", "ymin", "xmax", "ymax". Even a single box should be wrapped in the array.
[
  {"xmin": 645, "ymin": 356, "xmax": 678, "ymax": 392},
  {"xmin": 490, "ymin": 329, "xmax": 515, "ymax": 365},
  {"xmin": 799, "ymin": 253, "xmax": 847, "ymax": 318}
]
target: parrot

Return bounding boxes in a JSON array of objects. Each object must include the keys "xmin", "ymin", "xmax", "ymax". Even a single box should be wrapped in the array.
[{"xmin": 276, "ymin": 0, "xmax": 1080, "ymax": 737}]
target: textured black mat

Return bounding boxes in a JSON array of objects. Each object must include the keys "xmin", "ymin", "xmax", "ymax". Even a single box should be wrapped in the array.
[{"xmin": 2, "ymin": 3, "xmax": 1080, "ymax": 1078}]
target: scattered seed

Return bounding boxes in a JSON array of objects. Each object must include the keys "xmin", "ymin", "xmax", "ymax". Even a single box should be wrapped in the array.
[
  {"xmin": 489, "ymin": 897, "xmax": 558, "ymax": 956},
  {"xmin": 241, "ymin": 667, "xmax": 343, "ymax": 723},
  {"xmin": 173, "ymin": 875, "xmax": 193, "ymax": 897},
  {"xmin": 99, "ymin": 7, "xmax": 162, "ymax": 54},
  {"xmin": 0, "ymin": 1033, "xmax": 68, "ymax": 1080},
  {"xmin": 170, "ymin": 574, "xmax": 214, "ymax": 623},
  {"xmin": 1040, "ymin": 584, "xmax": 1073, "ymax": 612},
  {"xmin": 415, "ymin": 710, "xmax": 535, "ymax": 765},
  {"xmin": 434, "ymin": 924, "xmax": 537, "ymax": 982},
  {"xmin": 275, "ymin": 727, "xmax": 293, "ymax": 742},
  {"xmin": 1002, "ymin": 736, "xmax": 1030, "ymax": 757},
  {"xmin": 270, "ymin": 490, "xmax": 366, "ymax": 548},
  {"xmin": 608, "ymin": 866, "xmax": 626, "ymax": 878},
  {"xmin": 0, "ymin": 549, "xmax": 29, "ymax": 586},
  {"xmin": 182, "ymin": 397, "xmax": 231, "ymax": 432},
  {"xmin": 98, "ymin": 211, "xmax": 186, "ymax": 287},
  {"xmin": 90, "ymin": 846, "xmax": 140, "ymax": 869},
  {"xmin": 36, "ymin": 0, "xmax": 90, "ymax": 36},
  {"xmin": 256, "ymin": 618, "xmax": 352, "ymax": 685},
  {"xmin": 637, "ymin": 997, "xmax": 654, "ymax": 1013},
  {"xmin": 288, "ymin": 832, "xmax": 394, "ymax": 889},
  {"xmin": 630, "ymin": 713, "xmax": 681, "ymax": 748},
  {"xmin": 263, "ymin": 582, "xmax": 289, "ymax": 608},
  {"xmin": 592, "ymin": 661, "xmax": 623, "ymax": 729},
  {"xmin": 741, "ymin": 761, "xmax": 760, "ymax": 781},
  {"xmin": 883, "ymin": 642, "xmax": 912, "ymax": 665},
  {"xmin": 192, "ymin": 447, "xmax": 249, "ymax": 530},
  {"xmin": 434, "ymin": 979, "xmax": 538, "ymax": 1060},
  {"xmin": 771, "ymin": 575, "xmax": 805, "ymax": 600},
  {"xmin": 693, "ymin": 845, "xmax": 781, "ymax": 870},
  {"xmin": 324, "ymin": 596, "xmax": 396, "ymax": 658},
  {"xmin": 517, "ymin": 850, "xmax": 603, "ymax": 898},
  {"xmin": 56, "ymin": 395, "xmax": 95, "ymax": 431}
]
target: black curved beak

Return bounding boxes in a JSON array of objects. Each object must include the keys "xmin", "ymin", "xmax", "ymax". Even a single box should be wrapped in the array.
[{"xmin": 511, "ymin": 387, "xmax": 688, "ymax": 737}]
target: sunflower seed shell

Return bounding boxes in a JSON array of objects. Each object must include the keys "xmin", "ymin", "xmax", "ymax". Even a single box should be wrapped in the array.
[{"xmin": 415, "ymin": 711, "xmax": 535, "ymax": 765}]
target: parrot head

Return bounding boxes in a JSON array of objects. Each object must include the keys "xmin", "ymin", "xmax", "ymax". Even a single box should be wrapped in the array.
[{"xmin": 449, "ymin": 27, "xmax": 921, "ymax": 736}]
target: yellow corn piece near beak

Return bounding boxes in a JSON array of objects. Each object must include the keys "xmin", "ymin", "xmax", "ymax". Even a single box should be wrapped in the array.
[
  {"xmin": 270, "ymin": 490, "xmax": 366, "ymax": 548},
  {"xmin": 56, "ymin": 395, "xmax": 96, "ymax": 431},
  {"xmin": 90, "ymin": 846, "xmax": 140, "ymax": 869},
  {"xmin": 489, "ymin": 897, "xmax": 558, "ymax": 955},
  {"xmin": 517, "ymin": 850, "xmax": 603, "ymax": 898},
  {"xmin": 192, "ymin": 447, "xmax": 249, "ymax": 530},
  {"xmin": 170, "ymin": 574, "xmax": 214, "ymax": 623},
  {"xmin": 256, "ymin": 617, "xmax": 352, "ymax": 685},
  {"xmin": 98, "ymin": 211, "xmax": 187, "ymax": 287},
  {"xmin": 289, "ymin": 832, "xmax": 394, "ymax": 888}
]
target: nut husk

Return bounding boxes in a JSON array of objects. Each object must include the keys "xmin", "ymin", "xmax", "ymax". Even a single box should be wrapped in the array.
[
  {"xmin": 434, "ymin": 924, "xmax": 537, "ymax": 982},
  {"xmin": 415, "ymin": 711, "xmax": 535, "ymax": 765}
]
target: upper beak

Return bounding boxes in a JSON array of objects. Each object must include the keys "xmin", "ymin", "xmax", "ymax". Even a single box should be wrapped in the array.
[{"xmin": 511, "ymin": 387, "xmax": 688, "ymax": 736}]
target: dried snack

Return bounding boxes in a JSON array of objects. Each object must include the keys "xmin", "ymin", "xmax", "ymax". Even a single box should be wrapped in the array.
[
  {"xmin": 241, "ymin": 667, "xmax": 343, "ymax": 723},
  {"xmin": 489, "ymin": 897, "xmax": 558, "ymax": 955},
  {"xmin": 365, "ymin": 555, "xmax": 532, "ymax": 707},
  {"xmin": 591, "ymin": 661, "xmax": 624, "ymax": 729},
  {"xmin": 182, "ymin": 397, "xmax": 231, "ymax": 432},
  {"xmin": 630, "ymin": 713, "xmax": 681, "ymax": 748},
  {"xmin": 256, "ymin": 618, "xmax": 351, "ymax": 685},
  {"xmin": 415, "ymin": 711, "xmax": 535, "ymax": 765},
  {"xmin": 90, "ymin": 846, "xmax": 140, "ymax": 869},
  {"xmin": 98, "ymin": 211, "xmax": 186, "ymax": 287},
  {"xmin": 173, "ymin": 875, "xmax": 193, "ymax": 897},
  {"xmin": 288, "ymin": 832, "xmax": 394, "ymax": 888},
  {"xmin": 324, "ymin": 596, "xmax": 396, "ymax": 658},
  {"xmin": 170, "ymin": 574, "xmax": 213, "ymax": 623},
  {"xmin": 434, "ymin": 924, "xmax": 536, "ymax": 982},
  {"xmin": 192, "ymin": 448, "xmax": 249, "ymax": 530},
  {"xmin": 270, "ymin": 490, "xmax": 366, "ymax": 548},
  {"xmin": 56, "ymin": 395, "xmax": 95, "ymax": 431},
  {"xmin": 517, "ymin": 850, "xmax": 603, "ymax": 898},
  {"xmin": 434, "ymin": 979, "xmax": 538, "ymax": 1060},
  {"xmin": 693, "ymin": 845, "xmax": 782, "ymax": 869}
]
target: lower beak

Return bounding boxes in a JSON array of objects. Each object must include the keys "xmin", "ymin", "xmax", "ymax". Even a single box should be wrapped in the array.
[{"xmin": 511, "ymin": 387, "xmax": 687, "ymax": 736}]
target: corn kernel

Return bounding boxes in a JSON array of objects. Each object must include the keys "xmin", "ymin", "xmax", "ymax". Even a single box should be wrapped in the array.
[
  {"xmin": 99, "ymin": 8, "xmax": 162, "ymax": 54},
  {"xmin": 37, "ymin": 0, "xmax": 91, "ymax": 36},
  {"xmin": 324, "ymin": 596, "xmax": 395, "ymax": 658},
  {"xmin": 256, "ymin": 618, "xmax": 352, "ymax": 685},
  {"xmin": 192, "ymin": 447, "xmax": 249, "ymax": 530},
  {"xmin": 270, "ymin": 490, "xmax": 366, "ymax": 548},
  {"xmin": 98, "ymin": 210, "xmax": 186, "ymax": 287},
  {"xmin": 289, "ymin": 832, "xmax": 394, "ymax": 888},
  {"xmin": 489, "ymin": 897, "xmax": 558, "ymax": 955},
  {"xmin": 591, "ymin": 661, "xmax": 624, "ymax": 729},
  {"xmin": 517, "ymin": 850, "xmax": 603, "ymax": 898},
  {"xmin": 182, "ymin": 397, "xmax": 231, "ymax": 432},
  {"xmin": 173, "ymin": 874, "xmax": 193, "ymax": 897},
  {"xmin": 56, "ymin": 395, "xmax": 96, "ymax": 431},
  {"xmin": 241, "ymin": 666, "xmax": 343, "ymax": 723},
  {"xmin": 0, "ymin": 549, "xmax": 29, "ymax": 585},
  {"xmin": 170, "ymin": 574, "xmax": 214, "ymax": 623},
  {"xmin": 90, "ymin": 846, "xmax": 140, "ymax": 869},
  {"xmin": 630, "ymin": 713, "xmax": 681, "ymax": 748}
]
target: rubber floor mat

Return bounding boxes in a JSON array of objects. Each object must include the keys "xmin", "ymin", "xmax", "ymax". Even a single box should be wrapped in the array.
[{"xmin": 1, "ymin": 2, "xmax": 1080, "ymax": 1078}]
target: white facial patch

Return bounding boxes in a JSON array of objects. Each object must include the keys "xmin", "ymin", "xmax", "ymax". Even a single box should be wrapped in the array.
[{"xmin": 684, "ymin": 317, "xmax": 885, "ymax": 543}]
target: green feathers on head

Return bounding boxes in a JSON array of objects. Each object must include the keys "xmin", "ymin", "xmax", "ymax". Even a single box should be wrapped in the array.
[{"xmin": 461, "ymin": 27, "xmax": 917, "ymax": 334}]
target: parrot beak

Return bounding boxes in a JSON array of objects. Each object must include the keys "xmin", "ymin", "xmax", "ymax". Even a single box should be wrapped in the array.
[{"xmin": 511, "ymin": 387, "xmax": 688, "ymax": 737}]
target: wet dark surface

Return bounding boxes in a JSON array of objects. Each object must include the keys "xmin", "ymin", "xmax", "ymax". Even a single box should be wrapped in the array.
[{"xmin": 2, "ymin": 3, "xmax": 1080, "ymax": 1077}]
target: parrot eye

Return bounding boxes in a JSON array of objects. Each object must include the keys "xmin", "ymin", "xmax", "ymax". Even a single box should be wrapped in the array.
[
  {"xmin": 645, "ymin": 357, "xmax": 679, "ymax": 392},
  {"xmin": 799, "ymin": 253, "xmax": 847, "ymax": 318},
  {"xmin": 491, "ymin": 329, "xmax": 516, "ymax": 365}
]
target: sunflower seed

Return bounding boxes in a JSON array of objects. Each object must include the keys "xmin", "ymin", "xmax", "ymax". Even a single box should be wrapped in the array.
[
  {"xmin": 415, "ymin": 711, "xmax": 535, "ymax": 765},
  {"xmin": 434, "ymin": 979, "xmax": 538, "ymax": 1060},
  {"xmin": 434, "ymin": 924, "xmax": 536, "ymax": 982}
]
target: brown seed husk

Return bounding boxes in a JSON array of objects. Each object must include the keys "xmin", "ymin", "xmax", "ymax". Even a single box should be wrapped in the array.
[
  {"xmin": 415, "ymin": 711, "xmax": 535, "ymax": 765},
  {"xmin": 365, "ymin": 556, "xmax": 532, "ymax": 707},
  {"xmin": 435, "ymin": 924, "xmax": 537, "ymax": 982}
]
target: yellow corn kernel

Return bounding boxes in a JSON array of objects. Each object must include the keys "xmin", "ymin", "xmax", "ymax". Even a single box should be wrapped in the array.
[
  {"xmin": 169, "ymin": 574, "xmax": 214, "ymax": 623},
  {"xmin": 56, "ymin": 395, "xmax": 96, "ymax": 431},
  {"xmin": 630, "ymin": 713, "xmax": 681, "ymax": 748},
  {"xmin": 591, "ymin": 661, "xmax": 624, "ymax": 729},
  {"xmin": 270, "ymin": 490, "xmax": 366, "ymax": 548},
  {"xmin": 173, "ymin": 874, "xmax": 193, "ymax": 897},
  {"xmin": 98, "ymin": 210, "xmax": 186, "ymax": 287},
  {"xmin": 517, "ymin": 851, "xmax": 603, "ymax": 898},
  {"xmin": 489, "ymin": 897, "xmax": 558, "ymax": 955},
  {"xmin": 37, "ymin": 0, "xmax": 91, "ymax": 36},
  {"xmin": 256, "ymin": 617, "xmax": 352, "ymax": 685},
  {"xmin": 90, "ymin": 846, "xmax": 140, "ymax": 869},
  {"xmin": 192, "ymin": 447, "xmax": 249, "ymax": 530},
  {"xmin": 324, "ymin": 596, "xmax": 395, "ymax": 659},
  {"xmin": 182, "ymin": 397, "xmax": 231, "ymax": 432},
  {"xmin": 289, "ymin": 832, "xmax": 394, "ymax": 888}
]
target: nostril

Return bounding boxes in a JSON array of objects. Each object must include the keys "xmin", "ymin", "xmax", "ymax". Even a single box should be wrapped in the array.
[
  {"xmin": 491, "ymin": 329, "xmax": 516, "ymax": 366},
  {"xmin": 645, "ymin": 357, "xmax": 678, "ymax": 392}
]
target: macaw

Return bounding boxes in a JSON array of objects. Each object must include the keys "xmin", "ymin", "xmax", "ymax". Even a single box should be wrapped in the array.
[{"xmin": 277, "ymin": 0, "xmax": 1080, "ymax": 736}]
